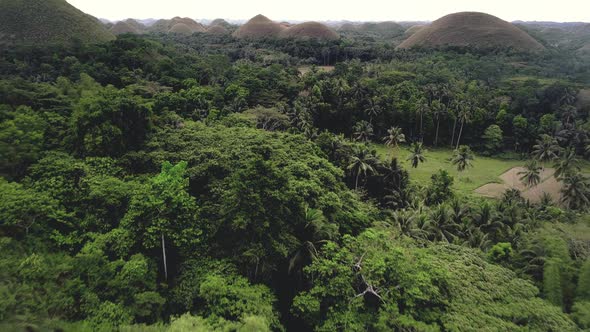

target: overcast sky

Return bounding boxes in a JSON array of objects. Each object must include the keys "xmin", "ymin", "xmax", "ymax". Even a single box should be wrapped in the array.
[{"xmin": 68, "ymin": 0, "xmax": 589, "ymax": 22}]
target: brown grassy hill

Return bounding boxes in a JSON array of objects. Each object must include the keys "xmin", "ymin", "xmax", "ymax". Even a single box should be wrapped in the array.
[
  {"xmin": 169, "ymin": 23, "xmax": 194, "ymax": 35},
  {"xmin": 404, "ymin": 25, "xmax": 425, "ymax": 37},
  {"xmin": 151, "ymin": 17, "xmax": 205, "ymax": 33},
  {"xmin": 279, "ymin": 22, "xmax": 339, "ymax": 40},
  {"xmin": 110, "ymin": 21, "xmax": 141, "ymax": 35},
  {"xmin": 338, "ymin": 23, "xmax": 358, "ymax": 31},
  {"xmin": 397, "ymin": 12, "xmax": 545, "ymax": 52},
  {"xmin": 210, "ymin": 18, "xmax": 231, "ymax": 28},
  {"xmin": 124, "ymin": 19, "xmax": 146, "ymax": 32},
  {"xmin": 233, "ymin": 14, "xmax": 285, "ymax": 39},
  {"xmin": 207, "ymin": 25, "xmax": 229, "ymax": 35},
  {"xmin": 0, "ymin": 0, "xmax": 114, "ymax": 45}
]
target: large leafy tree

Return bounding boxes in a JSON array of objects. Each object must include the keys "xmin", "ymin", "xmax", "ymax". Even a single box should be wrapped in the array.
[
  {"xmin": 122, "ymin": 161, "xmax": 201, "ymax": 279},
  {"xmin": 70, "ymin": 86, "xmax": 152, "ymax": 157},
  {"xmin": 0, "ymin": 106, "xmax": 46, "ymax": 179}
]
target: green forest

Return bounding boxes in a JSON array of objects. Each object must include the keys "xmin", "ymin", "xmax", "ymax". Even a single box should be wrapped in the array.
[{"xmin": 1, "ymin": 22, "xmax": 590, "ymax": 331}]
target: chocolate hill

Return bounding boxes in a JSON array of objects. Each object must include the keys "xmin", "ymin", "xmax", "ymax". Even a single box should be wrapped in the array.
[
  {"xmin": 150, "ymin": 17, "xmax": 206, "ymax": 33},
  {"xmin": 0, "ymin": 0, "xmax": 114, "ymax": 45},
  {"xmin": 279, "ymin": 22, "xmax": 339, "ymax": 40},
  {"xmin": 397, "ymin": 12, "xmax": 545, "ymax": 52},
  {"xmin": 233, "ymin": 14, "xmax": 285, "ymax": 39},
  {"xmin": 110, "ymin": 21, "xmax": 141, "ymax": 35}
]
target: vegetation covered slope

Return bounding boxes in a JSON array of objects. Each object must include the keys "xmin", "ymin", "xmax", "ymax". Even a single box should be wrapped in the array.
[
  {"xmin": 398, "ymin": 12, "xmax": 545, "ymax": 52},
  {"xmin": 293, "ymin": 228, "xmax": 577, "ymax": 331},
  {"xmin": 0, "ymin": 0, "xmax": 114, "ymax": 45}
]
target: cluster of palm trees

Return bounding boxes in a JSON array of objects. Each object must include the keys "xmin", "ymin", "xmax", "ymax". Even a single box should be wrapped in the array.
[
  {"xmin": 389, "ymin": 195, "xmax": 541, "ymax": 250},
  {"xmin": 528, "ymin": 134, "xmax": 590, "ymax": 210}
]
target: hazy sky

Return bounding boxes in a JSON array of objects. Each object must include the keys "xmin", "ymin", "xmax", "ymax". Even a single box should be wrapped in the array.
[{"xmin": 68, "ymin": 0, "xmax": 589, "ymax": 22}]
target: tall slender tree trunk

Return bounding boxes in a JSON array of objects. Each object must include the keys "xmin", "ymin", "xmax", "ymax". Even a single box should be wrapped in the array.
[
  {"xmin": 435, "ymin": 116, "xmax": 440, "ymax": 146},
  {"xmin": 161, "ymin": 233, "xmax": 168, "ymax": 280},
  {"xmin": 420, "ymin": 112, "xmax": 424, "ymax": 142},
  {"xmin": 451, "ymin": 118, "xmax": 457, "ymax": 148},
  {"xmin": 355, "ymin": 172, "xmax": 360, "ymax": 190},
  {"xmin": 456, "ymin": 120, "xmax": 465, "ymax": 150}
]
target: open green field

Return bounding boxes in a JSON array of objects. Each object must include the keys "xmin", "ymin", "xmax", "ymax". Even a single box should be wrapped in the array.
[{"xmin": 373, "ymin": 144, "xmax": 590, "ymax": 196}]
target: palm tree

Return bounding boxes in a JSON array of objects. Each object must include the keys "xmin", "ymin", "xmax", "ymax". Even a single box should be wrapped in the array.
[
  {"xmin": 561, "ymin": 172, "xmax": 590, "ymax": 210},
  {"xmin": 353, "ymin": 120, "xmax": 374, "ymax": 143},
  {"xmin": 532, "ymin": 135, "xmax": 560, "ymax": 166},
  {"xmin": 347, "ymin": 146, "xmax": 377, "ymax": 189},
  {"xmin": 382, "ymin": 126, "xmax": 406, "ymax": 151},
  {"xmin": 431, "ymin": 100, "xmax": 446, "ymax": 147},
  {"xmin": 426, "ymin": 205, "xmax": 461, "ymax": 243},
  {"xmin": 451, "ymin": 145, "xmax": 474, "ymax": 172},
  {"xmin": 364, "ymin": 96, "xmax": 382, "ymax": 124},
  {"xmin": 560, "ymin": 105, "xmax": 578, "ymax": 125},
  {"xmin": 390, "ymin": 209, "xmax": 428, "ymax": 240},
  {"xmin": 288, "ymin": 207, "xmax": 336, "ymax": 275},
  {"xmin": 553, "ymin": 148, "xmax": 580, "ymax": 180},
  {"xmin": 416, "ymin": 99, "xmax": 429, "ymax": 141},
  {"xmin": 407, "ymin": 142, "xmax": 426, "ymax": 168},
  {"xmin": 455, "ymin": 102, "xmax": 472, "ymax": 149},
  {"xmin": 518, "ymin": 160, "xmax": 542, "ymax": 188}
]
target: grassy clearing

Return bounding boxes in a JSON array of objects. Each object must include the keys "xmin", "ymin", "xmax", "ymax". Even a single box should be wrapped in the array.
[
  {"xmin": 373, "ymin": 144, "xmax": 523, "ymax": 195},
  {"xmin": 373, "ymin": 144, "xmax": 590, "ymax": 196}
]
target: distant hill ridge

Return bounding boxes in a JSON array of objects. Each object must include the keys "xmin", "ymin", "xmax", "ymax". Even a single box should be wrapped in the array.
[{"xmin": 234, "ymin": 15, "xmax": 338, "ymax": 40}]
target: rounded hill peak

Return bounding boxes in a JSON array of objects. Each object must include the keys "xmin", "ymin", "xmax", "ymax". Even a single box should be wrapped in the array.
[
  {"xmin": 233, "ymin": 14, "xmax": 285, "ymax": 39},
  {"xmin": 0, "ymin": 0, "xmax": 114, "ymax": 45},
  {"xmin": 397, "ymin": 12, "xmax": 545, "ymax": 52},
  {"xmin": 280, "ymin": 22, "xmax": 339, "ymax": 40}
]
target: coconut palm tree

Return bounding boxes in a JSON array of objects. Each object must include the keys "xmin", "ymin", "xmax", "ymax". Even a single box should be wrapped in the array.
[
  {"xmin": 407, "ymin": 142, "xmax": 426, "ymax": 168},
  {"xmin": 347, "ymin": 146, "xmax": 377, "ymax": 189},
  {"xmin": 518, "ymin": 160, "xmax": 542, "ymax": 188},
  {"xmin": 426, "ymin": 205, "xmax": 462, "ymax": 243},
  {"xmin": 353, "ymin": 120, "xmax": 374, "ymax": 143},
  {"xmin": 288, "ymin": 207, "xmax": 336, "ymax": 275},
  {"xmin": 416, "ymin": 99, "xmax": 430, "ymax": 141},
  {"xmin": 364, "ymin": 96, "xmax": 382, "ymax": 125},
  {"xmin": 554, "ymin": 148, "xmax": 580, "ymax": 179},
  {"xmin": 382, "ymin": 126, "xmax": 406, "ymax": 151},
  {"xmin": 455, "ymin": 102, "xmax": 472, "ymax": 149},
  {"xmin": 431, "ymin": 100, "xmax": 446, "ymax": 147},
  {"xmin": 451, "ymin": 145, "xmax": 474, "ymax": 172},
  {"xmin": 532, "ymin": 134, "xmax": 560, "ymax": 166},
  {"xmin": 390, "ymin": 209, "xmax": 428, "ymax": 240},
  {"xmin": 561, "ymin": 172, "xmax": 590, "ymax": 210}
]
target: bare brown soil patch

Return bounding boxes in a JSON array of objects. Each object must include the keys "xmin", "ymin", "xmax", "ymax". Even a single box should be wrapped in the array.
[{"xmin": 475, "ymin": 167, "xmax": 563, "ymax": 203}]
